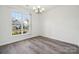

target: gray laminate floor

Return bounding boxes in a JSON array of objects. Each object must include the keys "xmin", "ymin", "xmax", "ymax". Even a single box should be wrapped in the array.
[{"xmin": 0, "ymin": 36, "xmax": 79, "ymax": 54}]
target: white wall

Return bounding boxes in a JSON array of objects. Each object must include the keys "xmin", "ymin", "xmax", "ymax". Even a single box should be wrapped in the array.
[
  {"xmin": 0, "ymin": 6, "xmax": 39, "ymax": 46},
  {"xmin": 31, "ymin": 13, "xmax": 40, "ymax": 36},
  {"xmin": 41, "ymin": 6, "xmax": 79, "ymax": 46}
]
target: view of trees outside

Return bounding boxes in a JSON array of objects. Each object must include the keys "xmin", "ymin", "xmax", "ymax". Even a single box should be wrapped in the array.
[
  {"xmin": 12, "ymin": 19, "xmax": 21, "ymax": 35},
  {"xmin": 23, "ymin": 20, "xmax": 29, "ymax": 34},
  {"xmin": 12, "ymin": 11, "xmax": 30, "ymax": 35}
]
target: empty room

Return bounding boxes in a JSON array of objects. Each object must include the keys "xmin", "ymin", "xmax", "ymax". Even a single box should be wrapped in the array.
[{"xmin": 0, "ymin": 5, "xmax": 79, "ymax": 54}]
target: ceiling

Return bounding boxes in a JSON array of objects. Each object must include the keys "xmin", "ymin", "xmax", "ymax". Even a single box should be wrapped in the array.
[{"xmin": 18, "ymin": 5, "xmax": 58, "ymax": 13}]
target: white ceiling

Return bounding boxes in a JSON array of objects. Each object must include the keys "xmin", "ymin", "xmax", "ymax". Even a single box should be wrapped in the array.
[{"xmin": 18, "ymin": 5, "xmax": 58, "ymax": 13}]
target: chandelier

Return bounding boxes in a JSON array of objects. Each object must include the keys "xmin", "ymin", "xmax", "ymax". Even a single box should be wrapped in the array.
[{"xmin": 33, "ymin": 6, "xmax": 45, "ymax": 14}]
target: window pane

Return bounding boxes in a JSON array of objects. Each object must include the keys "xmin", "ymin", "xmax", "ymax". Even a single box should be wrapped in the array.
[
  {"xmin": 22, "ymin": 14, "xmax": 29, "ymax": 34},
  {"xmin": 12, "ymin": 12, "xmax": 22, "ymax": 35}
]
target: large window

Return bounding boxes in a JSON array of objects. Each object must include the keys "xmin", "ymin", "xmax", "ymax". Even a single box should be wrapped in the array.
[{"xmin": 11, "ymin": 11, "xmax": 30, "ymax": 35}]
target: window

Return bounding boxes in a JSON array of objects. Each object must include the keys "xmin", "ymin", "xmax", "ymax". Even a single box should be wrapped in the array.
[{"xmin": 11, "ymin": 11, "xmax": 30, "ymax": 35}]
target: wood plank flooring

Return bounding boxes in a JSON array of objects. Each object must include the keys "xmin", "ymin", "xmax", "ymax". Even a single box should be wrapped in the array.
[{"xmin": 0, "ymin": 36, "xmax": 79, "ymax": 54}]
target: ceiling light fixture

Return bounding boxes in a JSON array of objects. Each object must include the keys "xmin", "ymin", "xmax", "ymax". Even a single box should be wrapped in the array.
[{"xmin": 33, "ymin": 6, "xmax": 45, "ymax": 14}]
